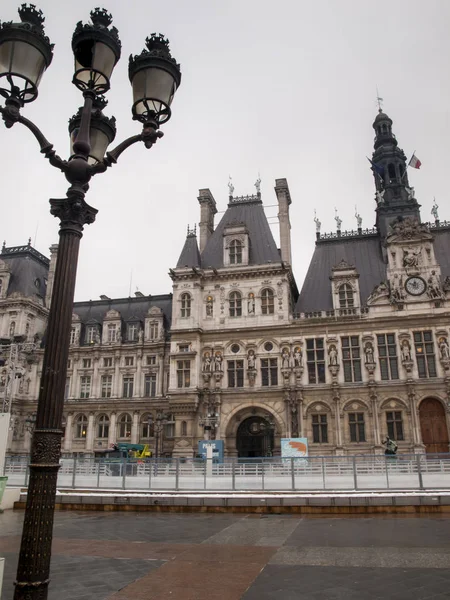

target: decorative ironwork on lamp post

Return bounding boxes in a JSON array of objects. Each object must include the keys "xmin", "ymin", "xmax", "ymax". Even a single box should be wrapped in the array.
[
  {"xmin": 148, "ymin": 412, "xmax": 169, "ymax": 459},
  {"xmin": 0, "ymin": 6, "xmax": 182, "ymax": 599}
]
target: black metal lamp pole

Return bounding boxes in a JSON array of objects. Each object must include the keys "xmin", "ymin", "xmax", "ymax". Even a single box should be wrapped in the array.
[{"xmin": 0, "ymin": 6, "xmax": 181, "ymax": 599}]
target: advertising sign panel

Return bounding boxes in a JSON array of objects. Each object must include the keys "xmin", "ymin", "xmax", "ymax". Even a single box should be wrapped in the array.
[{"xmin": 281, "ymin": 437, "xmax": 308, "ymax": 458}]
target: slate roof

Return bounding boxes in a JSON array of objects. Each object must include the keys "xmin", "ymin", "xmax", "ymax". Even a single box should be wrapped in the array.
[
  {"xmin": 296, "ymin": 234, "xmax": 386, "ymax": 313},
  {"xmin": 1, "ymin": 244, "xmax": 49, "ymax": 303},
  {"xmin": 430, "ymin": 227, "xmax": 450, "ymax": 279},
  {"xmin": 176, "ymin": 233, "xmax": 201, "ymax": 268},
  {"xmin": 200, "ymin": 196, "xmax": 281, "ymax": 268},
  {"xmin": 72, "ymin": 295, "xmax": 173, "ymax": 336}
]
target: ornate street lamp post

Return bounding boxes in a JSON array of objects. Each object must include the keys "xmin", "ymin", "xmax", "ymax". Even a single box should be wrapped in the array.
[
  {"xmin": 0, "ymin": 6, "xmax": 181, "ymax": 599},
  {"xmin": 148, "ymin": 412, "xmax": 169, "ymax": 459}
]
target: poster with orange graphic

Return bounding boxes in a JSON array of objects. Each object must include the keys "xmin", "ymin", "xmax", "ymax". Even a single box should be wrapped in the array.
[{"xmin": 281, "ymin": 438, "xmax": 308, "ymax": 458}]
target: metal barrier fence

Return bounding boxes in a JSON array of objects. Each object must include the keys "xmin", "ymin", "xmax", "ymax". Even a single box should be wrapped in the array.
[{"xmin": 4, "ymin": 454, "xmax": 450, "ymax": 491}]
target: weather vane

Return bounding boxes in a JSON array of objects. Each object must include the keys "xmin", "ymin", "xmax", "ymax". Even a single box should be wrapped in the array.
[{"xmin": 376, "ymin": 87, "xmax": 383, "ymax": 112}]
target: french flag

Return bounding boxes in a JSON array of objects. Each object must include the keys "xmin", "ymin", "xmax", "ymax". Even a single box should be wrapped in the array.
[{"xmin": 408, "ymin": 154, "xmax": 422, "ymax": 169}]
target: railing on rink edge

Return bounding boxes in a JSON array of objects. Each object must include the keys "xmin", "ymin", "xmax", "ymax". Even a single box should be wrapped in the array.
[{"xmin": 5, "ymin": 453, "xmax": 450, "ymax": 492}]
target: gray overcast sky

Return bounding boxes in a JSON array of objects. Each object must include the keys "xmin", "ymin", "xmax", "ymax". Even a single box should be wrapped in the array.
[{"xmin": 1, "ymin": 0, "xmax": 449, "ymax": 301}]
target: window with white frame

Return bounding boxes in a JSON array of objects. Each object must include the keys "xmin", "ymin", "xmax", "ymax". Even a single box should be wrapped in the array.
[
  {"xmin": 144, "ymin": 374, "xmax": 157, "ymax": 397},
  {"xmin": 122, "ymin": 376, "xmax": 134, "ymax": 398},
  {"xmin": 101, "ymin": 375, "xmax": 112, "ymax": 398},
  {"xmin": 118, "ymin": 414, "xmax": 132, "ymax": 438},
  {"xmin": 97, "ymin": 414, "xmax": 109, "ymax": 438},
  {"xmin": 386, "ymin": 411, "xmax": 404, "ymax": 441},
  {"xmin": 149, "ymin": 321, "xmax": 159, "ymax": 340},
  {"xmin": 227, "ymin": 360, "xmax": 244, "ymax": 387},
  {"xmin": 338, "ymin": 283, "xmax": 354, "ymax": 308},
  {"xmin": 107, "ymin": 323, "xmax": 117, "ymax": 342},
  {"xmin": 76, "ymin": 414, "xmax": 88, "ymax": 438},
  {"xmin": 229, "ymin": 291, "xmax": 242, "ymax": 317},
  {"xmin": 141, "ymin": 414, "xmax": 154, "ymax": 439},
  {"xmin": 127, "ymin": 323, "xmax": 138, "ymax": 342},
  {"xmin": 261, "ymin": 288, "xmax": 275, "ymax": 315},
  {"xmin": 85, "ymin": 326, "xmax": 96, "ymax": 344},
  {"xmin": 312, "ymin": 414, "xmax": 328, "ymax": 443},
  {"xmin": 414, "ymin": 331, "xmax": 437, "ymax": 378},
  {"xmin": 146, "ymin": 355, "xmax": 157, "ymax": 365},
  {"xmin": 177, "ymin": 360, "xmax": 191, "ymax": 388},
  {"xmin": 70, "ymin": 327, "xmax": 77, "ymax": 344},
  {"xmin": 349, "ymin": 412, "xmax": 366, "ymax": 442},
  {"xmin": 181, "ymin": 293, "xmax": 191, "ymax": 318},
  {"xmin": 229, "ymin": 239, "xmax": 242, "ymax": 264},
  {"xmin": 377, "ymin": 334, "xmax": 399, "ymax": 380},
  {"xmin": 125, "ymin": 356, "xmax": 134, "ymax": 366},
  {"xmin": 261, "ymin": 358, "xmax": 278, "ymax": 386},
  {"xmin": 306, "ymin": 338, "xmax": 326, "ymax": 384},
  {"xmin": 103, "ymin": 357, "xmax": 113, "ymax": 367},
  {"xmin": 341, "ymin": 336, "xmax": 362, "ymax": 382},
  {"xmin": 80, "ymin": 376, "xmax": 91, "ymax": 399},
  {"xmin": 82, "ymin": 358, "xmax": 91, "ymax": 368}
]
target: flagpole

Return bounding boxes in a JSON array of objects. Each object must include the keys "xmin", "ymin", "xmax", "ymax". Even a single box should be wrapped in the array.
[{"xmin": 401, "ymin": 149, "xmax": 416, "ymax": 181}]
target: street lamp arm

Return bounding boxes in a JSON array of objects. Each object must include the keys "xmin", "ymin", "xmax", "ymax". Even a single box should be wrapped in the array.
[
  {"xmin": 90, "ymin": 122, "xmax": 164, "ymax": 175},
  {"xmin": 0, "ymin": 106, "xmax": 67, "ymax": 172}
]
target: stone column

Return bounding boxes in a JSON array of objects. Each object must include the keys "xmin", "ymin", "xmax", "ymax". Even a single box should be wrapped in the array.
[
  {"xmin": 71, "ymin": 357, "xmax": 79, "ymax": 400},
  {"xmin": 158, "ymin": 353, "xmax": 164, "ymax": 396},
  {"xmin": 108, "ymin": 412, "xmax": 117, "ymax": 447},
  {"xmin": 92, "ymin": 357, "xmax": 100, "ymax": 398},
  {"xmin": 86, "ymin": 412, "xmax": 95, "ymax": 451},
  {"xmin": 131, "ymin": 411, "xmax": 139, "ymax": 444},
  {"xmin": 64, "ymin": 413, "xmax": 73, "ymax": 452},
  {"xmin": 334, "ymin": 396, "xmax": 342, "ymax": 448},
  {"xmin": 135, "ymin": 353, "xmax": 143, "ymax": 397},
  {"xmin": 113, "ymin": 354, "xmax": 120, "ymax": 397}
]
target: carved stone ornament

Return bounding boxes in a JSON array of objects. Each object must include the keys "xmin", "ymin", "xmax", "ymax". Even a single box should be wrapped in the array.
[
  {"xmin": 247, "ymin": 369, "xmax": 257, "ymax": 386},
  {"xmin": 387, "ymin": 217, "xmax": 431, "ymax": 241}
]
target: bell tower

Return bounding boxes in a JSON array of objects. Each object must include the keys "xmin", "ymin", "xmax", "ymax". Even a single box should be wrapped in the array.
[{"xmin": 371, "ymin": 109, "xmax": 421, "ymax": 238}]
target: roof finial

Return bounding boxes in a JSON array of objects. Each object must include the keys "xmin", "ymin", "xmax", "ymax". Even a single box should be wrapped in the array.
[
  {"xmin": 431, "ymin": 198, "xmax": 439, "ymax": 222},
  {"xmin": 334, "ymin": 207, "xmax": 342, "ymax": 232},
  {"xmin": 313, "ymin": 210, "xmax": 321, "ymax": 233},
  {"xmin": 28, "ymin": 237, "xmax": 32, "ymax": 247},
  {"xmin": 254, "ymin": 173, "xmax": 261, "ymax": 195},
  {"xmin": 354, "ymin": 206, "xmax": 362, "ymax": 229},
  {"xmin": 228, "ymin": 175, "xmax": 234, "ymax": 198},
  {"xmin": 376, "ymin": 87, "xmax": 383, "ymax": 113}
]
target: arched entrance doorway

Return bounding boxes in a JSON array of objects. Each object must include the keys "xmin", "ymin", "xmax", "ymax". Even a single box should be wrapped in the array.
[
  {"xmin": 236, "ymin": 416, "xmax": 274, "ymax": 458},
  {"xmin": 419, "ymin": 398, "xmax": 449, "ymax": 454}
]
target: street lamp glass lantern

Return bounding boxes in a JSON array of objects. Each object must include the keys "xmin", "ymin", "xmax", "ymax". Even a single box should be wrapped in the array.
[
  {"xmin": 129, "ymin": 34, "xmax": 181, "ymax": 125},
  {"xmin": 68, "ymin": 97, "xmax": 116, "ymax": 164},
  {"xmin": 72, "ymin": 8, "xmax": 121, "ymax": 94},
  {"xmin": 0, "ymin": 5, "xmax": 54, "ymax": 104}
]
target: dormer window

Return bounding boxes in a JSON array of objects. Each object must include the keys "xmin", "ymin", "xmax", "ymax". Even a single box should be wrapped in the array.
[
  {"xmin": 261, "ymin": 288, "xmax": 274, "ymax": 315},
  {"xmin": 181, "ymin": 293, "xmax": 191, "ymax": 318},
  {"xmin": 108, "ymin": 323, "xmax": 117, "ymax": 342},
  {"xmin": 127, "ymin": 323, "xmax": 138, "ymax": 342},
  {"xmin": 229, "ymin": 239, "xmax": 242, "ymax": 264},
  {"xmin": 86, "ymin": 326, "xmax": 96, "ymax": 344},
  {"xmin": 149, "ymin": 321, "xmax": 159, "ymax": 340},
  {"xmin": 229, "ymin": 291, "xmax": 242, "ymax": 317},
  {"xmin": 70, "ymin": 328, "xmax": 77, "ymax": 345},
  {"xmin": 339, "ymin": 283, "xmax": 354, "ymax": 309}
]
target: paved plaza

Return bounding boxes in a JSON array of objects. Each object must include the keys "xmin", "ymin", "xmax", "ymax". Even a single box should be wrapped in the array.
[{"xmin": 2, "ymin": 511, "xmax": 450, "ymax": 599}]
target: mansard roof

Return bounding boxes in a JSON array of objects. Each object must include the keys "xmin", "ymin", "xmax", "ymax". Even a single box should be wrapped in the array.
[
  {"xmin": 176, "ymin": 231, "xmax": 201, "ymax": 268},
  {"xmin": 200, "ymin": 195, "xmax": 280, "ymax": 268},
  {"xmin": 72, "ymin": 294, "xmax": 173, "ymax": 331},
  {"xmin": 0, "ymin": 242, "xmax": 49, "ymax": 302}
]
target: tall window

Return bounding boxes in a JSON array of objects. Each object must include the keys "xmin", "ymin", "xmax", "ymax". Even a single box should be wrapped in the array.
[
  {"xmin": 118, "ymin": 414, "xmax": 132, "ymax": 438},
  {"xmin": 64, "ymin": 378, "xmax": 70, "ymax": 400},
  {"xmin": 306, "ymin": 338, "xmax": 325, "ymax": 384},
  {"xmin": 149, "ymin": 322, "xmax": 158, "ymax": 340},
  {"xmin": 125, "ymin": 356, "xmax": 134, "ymax": 366},
  {"xmin": 261, "ymin": 358, "xmax": 278, "ymax": 386},
  {"xmin": 80, "ymin": 376, "xmax": 91, "ymax": 399},
  {"xmin": 177, "ymin": 360, "xmax": 191, "ymax": 388},
  {"xmin": 141, "ymin": 414, "xmax": 154, "ymax": 439},
  {"xmin": 181, "ymin": 293, "xmax": 191, "ymax": 318},
  {"xmin": 103, "ymin": 357, "xmax": 113, "ymax": 367},
  {"xmin": 377, "ymin": 334, "xmax": 399, "ymax": 380},
  {"xmin": 101, "ymin": 375, "xmax": 112, "ymax": 398},
  {"xmin": 261, "ymin": 288, "xmax": 275, "ymax": 315},
  {"xmin": 70, "ymin": 327, "xmax": 77, "ymax": 344},
  {"xmin": 144, "ymin": 374, "xmax": 157, "ymax": 397},
  {"xmin": 229, "ymin": 239, "xmax": 242, "ymax": 264},
  {"xmin": 107, "ymin": 323, "xmax": 117, "ymax": 342},
  {"xmin": 82, "ymin": 358, "xmax": 91, "ymax": 368},
  {"xmin": 76, "ymin": 414, "xmax": 88, "ymax": 438},
  {"xmin": 312, "ymin": 414, "xmax": 328, "ymax": 443},
  {"xmin": 349, "ymin": 413, "xmax": 366, "ymax": 442},
  {"xmin": 97, "ymin": 414, "xmax": 109, "ymax": 438},
  {"xmin": 147, "ymin": 355, "xmax": 156, "ymax": 365},
  {"xmin": 229, "ymin": 291, "xmax": 242, "ymax": 317},
  {"xmin": 338, "ymin": 283, "xmax": 354, "ymax": 309},
  {"xmin": 123, "ymin": 376, "xmax": 134, "ymax": 398},
  {"xmin": 386, "ymin": 411, "xmax": 404, "ymax": 441},
  {"xmin": 127, "ymin": 323, "xmax": 138, "ymax": 342},
  {"xmin": 9, "ymin": 321, "xmax": 15, "ymax": 337},
  {"xmin": 414, "ymin": 331, "xmax": 437, "ymax": 378},
  {"xmin": 227, "ymin": 360, "xmax": 244, "ymax": 388},
  {"xmin": 342, "ymin": 336, "xmax": 362, "ymax": 382},
  {"xmin": 85, "ymin": 326, "xmax": 96, "ymax": 344}
]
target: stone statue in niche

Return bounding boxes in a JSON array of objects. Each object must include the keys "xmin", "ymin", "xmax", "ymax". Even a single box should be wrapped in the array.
[
  {"xmin": 247, "ymin": 294, "xmax": 255, "ymax": 314},
  {"xmin": 364, "ymin": 342, "xmax": 374, "ymax": 364},
  {"xmin": 206, "ymin": 296, "xmax": 213, "ymax": 317},
  {"xmin": 427, "ymin": 271, "xmax": 443, "ymax": 300},
  {"xmin": 390, "ymin": 275, "xmax": 406, "ymax": 304},
  {"xmin": 247, "ymin": 350, "xmax": 256, "ymax": 370},
  {"xmin": 401, "ymin": 340, "xmax": 412, "ymax": 362},
  {"xmin": 328, "ymin": 345, "xmax": 338, "ymax": 366},
  {"xmin": 293, "ymin": 347, "xmax": 302, "ymax": 368},
  {"xmin": 403, "ymin": 248, "xmax": 421, "ymax": 269},
  {"xmin": 214, "ymin": 352, "xmax": 223, "ymax": 372},
  {"xmin": 439, "ymin": 338, "xmax": 450, "ymax": 360},
  {"xmin": 282, "ymin": 348, "xmax": 290, "ymax": 369},
  {"xmin": 203, "ymin": 353, "xmax": 212, "ymax": 372}
]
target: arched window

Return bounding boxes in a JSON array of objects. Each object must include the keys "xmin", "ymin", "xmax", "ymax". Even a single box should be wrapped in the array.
[
  {"xmin": 97, "ymin": 414, "xmax": 109, "ymax": 438},
  {"xmin": 229, "ymin": 291, "xmax": 242, "ymax": 317},
  {"xmin": 339, "ymin": 283, "xmax": 354, "ymax": 308},
  {"xmin": 181, "ymin": 293, "xmax": 191, "ymax": 318},
  {"xmin": 181, "ymin": 420, "xmax": 187, "ymax": 436},
  {"xmin": 75, "ymin": 414, "xmax": 88, "ymax": 438},
  {"xmin": 9, "ymin": 321, "xmax": 15, "ymax": 338},
  {"xmin": 261, "ymin": 288, "xmax": 274, "ymax": 315},
  {"xmin": 382, "ymin": 124, "xmax": 387, "ymax": 134},
  {"xmin": 141, "ymin": 414, "xmax": 154, "ymax": 439},
  {"xmin": 118, "ymin": 414, "xmax": 132, "ymax": 438},
  {"xmin": 388, "ymin": 163, "xmax": 396, "ymax": 182},
  {"xmin": 229, "ymin": 239, "xmax": 242, "ymax": 265}
]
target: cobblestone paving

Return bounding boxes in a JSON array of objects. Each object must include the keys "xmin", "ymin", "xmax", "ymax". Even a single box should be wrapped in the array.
[{"xmin": 1, "ymin": 512, "xmax": 450, "ymax": 599}]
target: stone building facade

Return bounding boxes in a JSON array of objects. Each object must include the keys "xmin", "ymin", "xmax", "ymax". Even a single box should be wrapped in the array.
[{"xmin": 3, "ymin": 109, "xmax": 450, "ymax": 457}]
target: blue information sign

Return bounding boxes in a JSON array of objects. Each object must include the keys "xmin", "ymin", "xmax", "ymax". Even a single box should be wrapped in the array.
[{"xmin": 198, "ymin": 440, "xmax": 224, "ymax": 462}]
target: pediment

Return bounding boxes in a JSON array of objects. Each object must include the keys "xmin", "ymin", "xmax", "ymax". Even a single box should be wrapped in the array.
[
  {"xmin": 148, "ymin": 306, "xmax": 163, "ymax": 316},
  {"xmin": 105, "ymin": 309, "xmax": 121, "ymax": 319}
]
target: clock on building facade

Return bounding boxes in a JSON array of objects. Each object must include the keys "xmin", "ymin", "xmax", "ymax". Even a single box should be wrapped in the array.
[{"xmin": 405, "ymin": 276, "xmax": 426, "ymax": 296}]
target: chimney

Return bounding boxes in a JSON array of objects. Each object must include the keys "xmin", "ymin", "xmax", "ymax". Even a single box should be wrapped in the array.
[
  {"xmin": 45, "ymin": 244, "xmax": 58, "ymax": 308},
  {"xmin": 198, "ymin": 188, "xmax": 217, "ymax": 253},
  {"xmin": 274, "ymin": 178, "xmax": 292, "ymax": 265}
]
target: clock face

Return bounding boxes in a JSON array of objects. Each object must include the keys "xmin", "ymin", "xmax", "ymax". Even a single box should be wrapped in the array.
[{"xmin": 405, "ymin": 276, "xmax": 426, "ymax": 296}]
